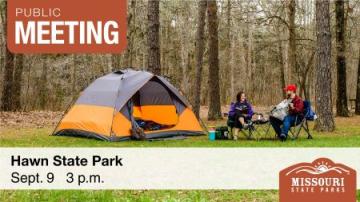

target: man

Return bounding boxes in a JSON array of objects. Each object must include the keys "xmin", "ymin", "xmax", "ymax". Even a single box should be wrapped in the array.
[{"xmin": 270, "ymin": 84, "xmax": 304, "ymax": 141}]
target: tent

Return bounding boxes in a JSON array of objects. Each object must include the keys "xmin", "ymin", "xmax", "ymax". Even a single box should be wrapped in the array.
[{"xmin": 53, "ymin": 69, "xmax": 204, "ymax": 141}]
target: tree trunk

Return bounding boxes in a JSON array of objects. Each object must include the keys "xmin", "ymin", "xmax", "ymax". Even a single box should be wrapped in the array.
[
  {"xmin": 193, "ymin": 0, "xmax": 207, "ymax": 119},
  {"xmin": 0, "ymin": 19, "xmax": 3, "ymax": 74},
  {"xmin": 221, "ymin": 0, "xmax": 231, "ymax": 104},
  {"xmin": 0, "ymin": 1, "xmax": 15, "ymax": 111},
  {"xmin": 287, "ymin": 0, "xmax": 296, "ymax": 83},
  {"xmin": 301, "ymin": 51, "xmax": 315, "ymax": 100},
  {"xmin": 38, "ymin": 57, "xmax": 48, "ymax": 110},
  {"xmin": 24, "ymin": 59, "xmax": 32, "ymax": 111},
  {"xmin": 277, "ymin": 26, "xmax": 286, "ymax": 98},
  {"xmin": 245, "ymin": 22, "xmax": 252, "ymax": 95},
  {"xmin": 355, "ymin": 47, "xmax": 360, "ymax": 115},
  {"xmin": 230, "ymin": 35, "xmax": 235, "ymax": 100},
  {"xmin": 124, "ymin": 0, "xmax": 136, "ymax": 67},
  {"xmin": 147, "ymin": 0, "xmax": 161, "ymax": 75},
  {"xmin": 178, "ymin": 8, "xmax": 191, "ymax": 98},
  {"xmin": 335, "ymin": 0, "xmax": 350, "ymax": 117},
  {"xmin": 12, "ymin": 54, "xmax": 24, "ymax": 111},
  {"xmin": 207, "ymin": 0, "xmax": 222, "ymax": 120},
  {"xmin": 72, "ymin": 54, "xmax": 78, "ymax": 99},
  {"xmin": 314, "ymin": 0, "xmax": 335, "ymax": 132}
]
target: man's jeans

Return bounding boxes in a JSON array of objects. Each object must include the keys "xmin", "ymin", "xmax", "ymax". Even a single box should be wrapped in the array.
[{"xmin": 270, "ymin": 115, "xmax": 301, "ymax": 137}]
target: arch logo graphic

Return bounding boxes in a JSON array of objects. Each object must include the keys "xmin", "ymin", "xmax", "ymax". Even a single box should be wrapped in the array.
[{"xmin": 280, "ymin": 158, "xmax": 356, "ymax": 202}]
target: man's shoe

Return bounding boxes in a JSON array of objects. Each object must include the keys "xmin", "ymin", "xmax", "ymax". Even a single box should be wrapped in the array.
[{"xmin": 279, "ymin": 133, "xmax": 287, "ymax": 141}]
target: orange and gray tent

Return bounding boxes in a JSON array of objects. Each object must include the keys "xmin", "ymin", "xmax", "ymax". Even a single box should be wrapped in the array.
[{"xmin": 53, "ymin": 69, "xmax": 204, "ymax": 141}]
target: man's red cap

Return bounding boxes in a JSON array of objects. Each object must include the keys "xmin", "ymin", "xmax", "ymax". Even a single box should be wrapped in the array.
[{"xmin": 284, "ymin": 84, "xmax": 297, "ymax": 92}]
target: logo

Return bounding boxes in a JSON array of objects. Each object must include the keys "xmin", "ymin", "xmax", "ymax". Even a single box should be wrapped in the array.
[
  {"xmin": 7, "ymin": 0, "xmax": 127, "ymax": 53},
  {"xmin": 280, "ymin": 158, "xmax": 356, "ymax": 202}
]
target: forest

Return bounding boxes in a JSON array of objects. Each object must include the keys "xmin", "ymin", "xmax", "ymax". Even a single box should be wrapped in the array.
[
  {"xmin": 1, "ymin": 0, "xmax": 360, "ymax": 132},
  {"xmin": 1, "ymin": 1, "xmax": 360, "ymax": 200}
]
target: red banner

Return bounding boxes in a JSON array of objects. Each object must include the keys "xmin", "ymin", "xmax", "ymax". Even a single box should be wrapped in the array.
[{"xmin": 7, "ymin": 0, "xmax": 127, "ymax": 53}]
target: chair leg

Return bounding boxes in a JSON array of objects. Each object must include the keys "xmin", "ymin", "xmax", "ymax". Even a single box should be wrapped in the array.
[
  {"xmin": 289, "ymin": 121, "xmax": 303, "ymax": 140},
  {"xmin": 295, "ymin": 124, "xmax": 302, "ymax": 139},
  {"xmin": 289, "ymin": 124, "xmax": 299, "ymax": 140},
  {"xmin": 228, "ymin": 127, "xmax": 233, "ymax": 140},
  {"xmin": 304, "ymin": 121, "xmax": 313, "ymax": 139},
  {"xmin": 304, "ymin": 127, "xmax": 312, "ymax": 139}
]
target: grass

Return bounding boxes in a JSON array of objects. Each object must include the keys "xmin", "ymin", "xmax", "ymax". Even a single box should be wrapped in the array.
[
  {"xmin": 1, "ymin": 116, "xmax": 360, "ymax": 201},
  {"xmin": 1, "ymin": 190, "xmax": 359, "ymax": 201},
  {"xmin": 1, "ymin": 117, "xmax": 360, "ymax": 147},
  {"xmin": 0, "ymin": 190, "xmax": 279, "ymax": 202}
]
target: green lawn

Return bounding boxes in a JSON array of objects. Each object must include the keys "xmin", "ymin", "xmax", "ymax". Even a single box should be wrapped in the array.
[
  {"xmin": 1, "ymin": 117, "xmax": 360, "ymax": 201},
  {"xmin": 1, "ymin": 190, "xmax": 359, "ymax": 201},
  {"xmin": 1, "ymin": 190, "xmax": 279, "ymax": 202},
  {"xmin": 1, "ymin": 119, "xmax": 360, "ymax": 147}
]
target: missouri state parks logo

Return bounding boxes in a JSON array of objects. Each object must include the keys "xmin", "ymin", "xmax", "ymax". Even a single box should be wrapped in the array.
[{"xmin": 279, "ymin": 158, "xmax": 356, "ymax": 202}]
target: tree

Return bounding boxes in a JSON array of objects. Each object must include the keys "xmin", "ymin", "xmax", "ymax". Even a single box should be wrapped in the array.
[
  {"xmin": 314, "ymin": 0, "xmax": 335, "ymax": 132},
  {"xmin": 0, "ymin": 1, "xmax": 15, "ymax": 111},
  {"xmin": 287, "ymin": 0, "xmax": 296, "ymax": 83},
  {"xmin": 1, "ymin": 0, "xmax": 360, "ymax": 115},
  {"xmin": 207, "ymin": 0, "xmax": 222, "ymax": 120},
  {"xmin": 225, "ymin": 0, "xmax": 231, "ymax": 102},
  {"xmin": 116, "ymin": 0, "xmax": 137, "ymax": 68},
  {"xmin": 72, "ymin": 54, "xmax": 78, "ymax": 99},
  {"xmin": 12, "ymin": 54, "xmax": 24, "ymax": 110},
  {"xmin": 220, "ymin": 0, "xmax": 232, "ymax": 104},
  {"xmin": 193, "ymin": 0, "xmax": 207, "ymax": 119},
  {"xmin": 147, "ymin": 0, "xmax": 161, "ymax": 75},
  {"xmin": 276, "ymin": 25, "xmax": 287, "ymax": 98},
  {"xmin": 335, "ymin": 0, "xmax": 350, "ymax": 117},
  {"xmin": 356, "ymin": 47, "xmax": 360, "ymax": 115},
  {"xmin": 38, "ymin": 56, "xmax": 48, "ymax": 110}
]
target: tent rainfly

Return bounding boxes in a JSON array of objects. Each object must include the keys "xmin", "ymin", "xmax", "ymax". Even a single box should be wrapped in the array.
[{"xmin": 53, "ymin": 69, "xmax": 204, "ymax": 141}]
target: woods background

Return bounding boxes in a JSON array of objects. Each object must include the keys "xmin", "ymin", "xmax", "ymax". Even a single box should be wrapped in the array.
[{"xmin": 0, "ymin": 0, "xmax": 360, "ymax": 128}]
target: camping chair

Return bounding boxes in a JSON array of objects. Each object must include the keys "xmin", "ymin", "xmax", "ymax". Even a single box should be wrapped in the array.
[{"xmin": 288, "ymin": 100, "xmax": 314, "ymax": 140}]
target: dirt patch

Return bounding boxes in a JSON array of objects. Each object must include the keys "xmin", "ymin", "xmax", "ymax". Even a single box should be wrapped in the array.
[
  {"xmin": 0, "ymin": 111, "xmax": 63, "ymax": 128},
  {"xmin": 335, "ymin": 115, "xmax": 360, "ymax": 126},
  {"xmin": 0, "ymin": 106, "xmax": 270, "ymax": 129}
]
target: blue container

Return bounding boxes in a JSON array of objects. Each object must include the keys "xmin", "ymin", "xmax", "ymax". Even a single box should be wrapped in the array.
[{"xmin": 208, "ymin": 130, "xmax": 216, "ymax": 141}]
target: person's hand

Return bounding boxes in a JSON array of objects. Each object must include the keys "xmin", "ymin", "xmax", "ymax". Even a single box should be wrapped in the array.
[{"xmin": 289, "ymin": 103, "xmax": 294, "ymax": 109}]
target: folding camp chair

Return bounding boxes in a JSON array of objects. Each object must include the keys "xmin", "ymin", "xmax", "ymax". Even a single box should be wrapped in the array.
[{"xmin": 288, "ymin": 100, "xmax": 314, "ymax": 140}]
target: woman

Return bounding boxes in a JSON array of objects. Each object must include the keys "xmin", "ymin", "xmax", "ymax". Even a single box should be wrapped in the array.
[{"xmin": 227, "ymin": 91, "xmax": 254, "ymax": 140}]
